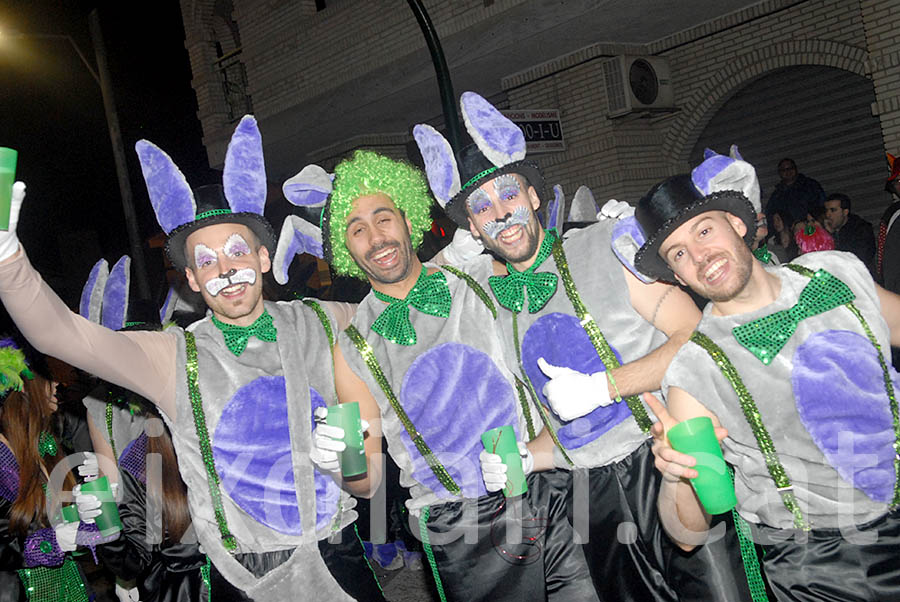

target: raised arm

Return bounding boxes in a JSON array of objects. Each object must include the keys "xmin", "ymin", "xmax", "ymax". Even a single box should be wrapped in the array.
[{"xmin": 0, "ymin": 249, "xmax": 176, "ymax": 419}]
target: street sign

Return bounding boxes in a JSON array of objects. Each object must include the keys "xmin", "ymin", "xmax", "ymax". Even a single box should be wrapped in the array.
[{"xmin": 501, "ymin": 109, "xmax": 565, "ymax": 153}]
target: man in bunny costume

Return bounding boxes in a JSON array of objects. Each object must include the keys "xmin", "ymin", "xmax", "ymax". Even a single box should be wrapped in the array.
[
  {"xmin": 273, "ymin": 149, "xmax": 598, "ymax": 601},
  {"xmin": 640, "ymin": 153, "xmax": 900, "ymax": 601},
  {"xmin": 0, "ymin": 116, "xmax": 382, "ymax": 601},
  {"xmin": 413, "ymin": 92, "xmax": 753, "ymax": 601}
]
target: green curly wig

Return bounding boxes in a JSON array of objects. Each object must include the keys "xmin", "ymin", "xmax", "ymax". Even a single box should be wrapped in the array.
[{"xmin": 325, "ymin": 150, "xmax": 434, "ymax": 280}]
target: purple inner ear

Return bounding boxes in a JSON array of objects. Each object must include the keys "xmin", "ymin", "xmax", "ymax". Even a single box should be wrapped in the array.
[
  {"xmin": 102, "ymin": 256, "xmax": 131, "ymax": 331},
  {"xmin": 412, "ymin": 124, "xmax": 459, "ymax": 206},
  {"xmin": 546, "ymin": 194, "xmax": 560, "ymax": 231},
  {"xmin": 283, "ymin": 164, "xmax": 332, "ymax": 208},
  {"xmin": 692, "ymin": 153, "xmax": 733, "ymax": 195},
  {"xmin": 223, "ymin": 115, "xmax": 266, "ymax": 215},
  {"xmin": 460, "ymin": 91, "xmax": 525, "ymax": 165},
  {"xmin": 80, "ymin": 259, "xmax": 109, "ymax": 321},
  {"xmin": 135, "ymin": 140, "xmax": 196, "ymax": 234}
]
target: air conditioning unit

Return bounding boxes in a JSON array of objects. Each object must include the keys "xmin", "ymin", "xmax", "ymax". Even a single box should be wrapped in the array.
[{"xmin": 602, "ymin": 56, "xmax": 675, "ymax": 117}]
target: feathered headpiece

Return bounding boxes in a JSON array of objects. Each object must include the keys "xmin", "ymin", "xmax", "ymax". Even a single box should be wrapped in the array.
[{"xmin": 0, "ymin": 338, "xmax": 32, "ymax": 397}]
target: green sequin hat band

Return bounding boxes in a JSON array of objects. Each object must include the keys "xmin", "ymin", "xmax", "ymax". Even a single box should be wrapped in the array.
[
  {"xmin": 444, "ymin": 143, "xmax": 546, "ymax": 228},
  {"xmin": 163, "ymin": 184, "xmax": 276, "ymax": 271}
]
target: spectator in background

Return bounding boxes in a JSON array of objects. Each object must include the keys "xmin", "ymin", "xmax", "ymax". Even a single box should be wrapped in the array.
[
  {"xmin": 794, "ymin": 206, "xmax": 834, "ymax": 255},
  {"xmin": 823, "ymin": 192, "xmax": 876, "ymax": 274},
  {"xmin": 877, "ymin": 152, "xmax": 900, "ymax": 286},
  {"xmin": 765, "ymin": 158, "xmax": 825, "ymax": 231},
  {"xmin": 766, "ymin": 209, "xmax": 797, "ymax": 263}
]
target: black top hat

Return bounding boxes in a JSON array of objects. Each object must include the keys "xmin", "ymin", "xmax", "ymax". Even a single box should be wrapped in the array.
[
  {"xmin": 634, "ymin": 174, "xmax": 756, "ymax": 281},
  {"xmin": 165, "ymin": 184, "xmax": 276, "ymax": 271},
  {"xmin": 444, "ymin": 144, "xmax": 546, "ymax": 227}
]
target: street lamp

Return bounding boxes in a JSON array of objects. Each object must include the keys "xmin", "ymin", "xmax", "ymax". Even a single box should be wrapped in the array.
[{"xmin": 0, "ymin": 9, "xmax": 151, "ymax": 300}]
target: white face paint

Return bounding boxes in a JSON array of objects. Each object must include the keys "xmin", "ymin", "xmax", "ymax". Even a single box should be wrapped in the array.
[
  {"xmin": 482, "ymin": 205, "xmax": 531, "ymax": 240},
  {"xmin": 194, "ymin": 243, "xmax": 217, "ymax": 270},
  {"xmin": 194, "ymin": 233, "xmax": 259, "ymax": 296},
  {"xmin": 205, "ymin": 268, "xmax": 257, "ymax": 296}
]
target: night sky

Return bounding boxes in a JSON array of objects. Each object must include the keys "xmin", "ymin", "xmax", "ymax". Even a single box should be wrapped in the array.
[{"xmin": 0, "ymin": 1, "xmax": 209, "ymax": 306}]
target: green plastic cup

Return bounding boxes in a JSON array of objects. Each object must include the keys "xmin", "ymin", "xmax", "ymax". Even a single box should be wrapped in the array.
[
  {"xmin": 667, "ymin": 416, "xmax": 737, "ymax": 515},
  {"xmin": 481, "ymin": 425, "xmax": 528, "ymax": 498},
  {"xmin": 326, "ymin": 402, "xmax": 367, "ymax": 478},
  {"xmin": 0, "ymin": 147, "xmax": 17, "ymax": 231},
  {"xmin": 60, "ymin": 504, "xmax": 80, "ymax": 523},
  {"xmin": 80, "ymin": 476, "xmax": 122, "ymax": 536}
]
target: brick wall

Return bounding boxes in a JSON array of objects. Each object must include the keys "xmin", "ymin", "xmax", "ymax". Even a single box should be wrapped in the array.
[{"xmin": 501, "ymin": 0, "xmax": 897, "ymax": 208}]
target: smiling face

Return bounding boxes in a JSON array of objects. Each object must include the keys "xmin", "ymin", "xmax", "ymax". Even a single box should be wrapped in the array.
[
  {"xmin": 344, "ymin": 193, "xmax": 416, "ymax": 287},
  {"xmin": 659, "ymin": 210, "xmax": 754, "ymax": 303},
  {"xmin": 465, "ymin": 173, "xmax": 543, "ymax": 270},
  {"xmin": 184, "ymin": 222, "xmax": 270, "ymax": 326}
]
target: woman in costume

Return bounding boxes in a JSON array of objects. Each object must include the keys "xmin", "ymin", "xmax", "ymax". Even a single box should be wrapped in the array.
[{"xmin": 0, "ymin": 339, "xmax": 96, "ymax": 601}]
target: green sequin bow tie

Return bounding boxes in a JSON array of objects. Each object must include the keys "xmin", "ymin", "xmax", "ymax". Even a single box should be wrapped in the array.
[
  {"xmin": 753, "ymin": 243, "xmax": 771, "ymax": 265},
  {"xmin": 489, "ymin": 230, "xmax": 559, "ymax": 314},
  {"xmin": 732, "ymin": 269, "xmax": 855, "ymax": 364},
  {"xmin": 211, "ymin": 311, "xmax": 278, "ymax": 356},
  {"xmin": 372, "ymin": 266, "xmax": 452, "ymax": 345}
]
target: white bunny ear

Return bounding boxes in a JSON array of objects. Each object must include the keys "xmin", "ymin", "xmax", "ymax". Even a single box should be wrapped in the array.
[
  {"xmin": 413, "ymin": 124, "xmax": 460, "ymax": 208},
  {"xmin": 546, "ymin": 184, "xmax": 565, "ymax": 231},
  {"xmin": 79, "ymin": 259, "xmax": 109, "ymax": 323},
  {"xmin": 159, "ymin": 286, "xmax": 177, "ymax": 325},
  {"xmin": 283, "ymin": 164, "xmax": 332, "ymax": 208},
  {"xmin": 460, "ymin": 91, "xmax": 526, "ymax": 167},
  {"xmin": 692, "ymin": 146, "xmax": 761, "ymax": 212},
  {"xmin": 273, "ymin": 215, "xmax": 324, "ymax": 285},
  {"xmin": 101, "ymin": 256, "xmax": 131, "ymax": 331},
  {"xmin": 567, "ymin": 186, "xmax": 598, "ymax": 223}
]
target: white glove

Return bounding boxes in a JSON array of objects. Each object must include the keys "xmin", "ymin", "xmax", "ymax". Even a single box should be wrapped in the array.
[
  {"xmin": 538, "ymin": 357, "xmax": 613, "ymax": 421},
  {"xmin": 479, "ymin": 441, "xmax": 534, "ymax": 493},
  {"xmin": 311, "ymin": 407, "xmax": 368, "ymax": 473},
  {"xmin": 54, "ymin": 521, "xmax": 79, "ymax": 552},
  {"xmin": 115, "ymin": 583, "xmax": 141, "ymax": 602},
  {"xmin": 73, "ymin": 484, "xmax": 102, "ymax": 524},
  {"xmin": 440, "ymin": 228, "xmax": 484, "ymax": 265},
  {"xmin": 78, "ymin": 451, "xmax": 99, "ymax": 482},
  {"xmin": 597, "ymin": 198, "xmax": 635, "ymax": 221},
  {"xmin": 0, "ymin": 182, "xmax": 25, "ymax": 262}
]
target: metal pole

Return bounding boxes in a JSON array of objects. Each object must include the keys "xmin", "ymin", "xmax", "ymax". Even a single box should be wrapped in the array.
[
  {"xmin": 88, "ymin": 8, "xmax": 151, "ymax": 300},
  {"xmin": 406, "ymin": 0, "xmax": 461, "ymax": 152}
]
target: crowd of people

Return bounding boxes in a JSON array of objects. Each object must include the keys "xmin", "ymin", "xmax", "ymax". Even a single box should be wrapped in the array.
[{"xmin": 0, "ymin": 90, "xmax": 897, "ymax": 602}]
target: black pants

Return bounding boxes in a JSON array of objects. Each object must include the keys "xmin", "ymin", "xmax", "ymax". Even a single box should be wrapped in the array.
[
  {"xmin": 753, "ymin": 510, "xmax": 900, "ymax": 601},
  {"xmin": 208, "ymin": 525, "xmax": 384, "ymax": 601},
  {"xmin": 420, "ymin": 471, "xmax": 598, "ymax": 602},
  {"xmin": 569, "ymin": 440, "xmax": 753, "ymax": 602}
]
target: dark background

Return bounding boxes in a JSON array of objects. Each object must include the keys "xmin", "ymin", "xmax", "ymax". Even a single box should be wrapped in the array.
[{"xmin": 0, "ymin": 1, "xmax": 209, "ymax": 307}]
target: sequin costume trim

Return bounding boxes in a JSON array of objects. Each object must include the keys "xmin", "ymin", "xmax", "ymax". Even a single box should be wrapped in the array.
[
  {"xmin": 550, "ymin": 238, "xmax": 654, "ymax": 433},
  {"xmin": 344, "ymin": 325, "xmax": 461, "ymax": 497},
  {"xmin": 183, "ymin": 331, "xmax": 238, "ymax": 552},
  {"xmin": 105, "ymin": 402, "xmax": 117, "ymax": 463},
  {"xmin": 17, "ymin": 557, "xmax": 89, "ymax": 602}
]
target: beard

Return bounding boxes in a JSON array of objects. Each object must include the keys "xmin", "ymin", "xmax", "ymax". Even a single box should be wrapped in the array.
[
  {"xmin": 476, "ymin": 208, "xmax": 542, "ymax": 266},
  {"xmin": 695, "ymin": 245, "xmax": 754, "ymax": 303}
]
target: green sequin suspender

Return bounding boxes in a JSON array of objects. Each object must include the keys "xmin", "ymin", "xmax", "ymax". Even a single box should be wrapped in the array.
[
  {"xmin": 106, "ymin": 402, "xmax": 118, "ymax": 463},
  {"xmin": 440, "ymin": 265, "xmax": 536, "ymax": 440},
  {"xmin": 691, "ymin": 265, "xmax": 900, "ymax": 529},
  {"xmin": 344, "ymin": 324, "xmax": 461, "ymax": 496},
  {"xmin": 183, "ymin": 331, "xmax": 238, "ymax": 552},
  {"xmin": 785, "ymin": 264, "xmax": 900, "ymax": 507},
  {"xmin": 550, "ymin": 239, "xmax": 654, "ymax": 433},
  {"xmin": 302, "ymin": 299, "xmax": 348, "ymax": 534}
]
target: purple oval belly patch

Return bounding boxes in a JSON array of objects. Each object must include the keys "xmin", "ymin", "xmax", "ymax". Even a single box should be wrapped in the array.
[
  {"xmin": 212, "ymin": 376, "xmax": 339, "ymax": 534},
  {"xmin": 792, "ymin": 329, "xmax": 899, "ymax": 503},
  {"xmin": 521, "ymin": 312, "xmax": 628, "ymax": 449},
  {"xmin": 399, "ymin": 342, "xmax": 518, "ymax": 498}
]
